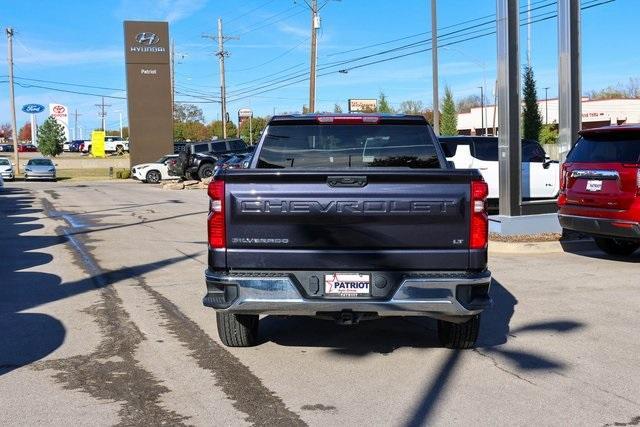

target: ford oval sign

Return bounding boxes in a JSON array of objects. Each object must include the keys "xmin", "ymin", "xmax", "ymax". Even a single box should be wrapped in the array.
[{"xmin": 22, "ymin": 104, "xmax": 45, "ymax": 114}]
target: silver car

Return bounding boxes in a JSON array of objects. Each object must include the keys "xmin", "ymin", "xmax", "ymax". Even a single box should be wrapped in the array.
[
  {"xmin": 0, "ymin": 158, "xmax": 14, "ymax": 180},
  {"xmin": 24, "ymin": 158, "xmax": 56, "ymax": 181}
]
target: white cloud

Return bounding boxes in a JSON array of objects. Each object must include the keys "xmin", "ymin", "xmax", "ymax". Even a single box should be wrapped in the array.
[
  {"xmin": 116, "ymin": 0, "xmax": 207, "ymax": 23},
  {"xmin": 12, "ymin": 46, "xmax": 123, "ymax": 67},
  {"xmin": 277, "ymin": 22, "xmax": 308, "ymax": 38}
]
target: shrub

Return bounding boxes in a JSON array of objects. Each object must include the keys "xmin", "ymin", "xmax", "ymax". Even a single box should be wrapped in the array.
[
  {"xmin": 115, "ymin": 169, "xmax": 131, "ymax": 179},
  {"xmin": 539, "ymin": 124, "xmax": 559, "ymax": 145}
]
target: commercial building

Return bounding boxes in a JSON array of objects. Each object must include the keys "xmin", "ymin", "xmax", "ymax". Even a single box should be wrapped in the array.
[{"xmin": 457, "ymin": 97, "xmax": 640, "ymax": 135}]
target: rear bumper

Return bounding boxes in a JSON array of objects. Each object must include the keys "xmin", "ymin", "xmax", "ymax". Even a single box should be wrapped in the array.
[
  {"xmin": 203, "ymin": 269, "xmax": 492, "ymax": 321},
  {"xmin": 558, "ymin": 214, "xmax": 640, "ymax": 239}
]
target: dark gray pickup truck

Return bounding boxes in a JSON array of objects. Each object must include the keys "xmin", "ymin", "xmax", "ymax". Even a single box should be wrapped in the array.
[{"xmin": 203, "ymin": 114, "xmax": 491, "ymax": 349}]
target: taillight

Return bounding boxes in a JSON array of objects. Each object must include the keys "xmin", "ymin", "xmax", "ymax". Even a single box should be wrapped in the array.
[
  {"xmin": 207, "ymin": 180, "xmax": 225, "ymax": 248},
  {"xmin": 470, "ymin": 179, "xmax": 489, "ymax": 249},
  {"xmin": 637, "ymin": 168, "xmax": 640, "ymax": 196},
  {"xmin": 560, "ymin": 163, "xmax": 568, "ymax": 192}
]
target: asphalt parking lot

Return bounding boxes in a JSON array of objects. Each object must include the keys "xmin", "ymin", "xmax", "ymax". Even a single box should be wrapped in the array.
[{"xmin": 1, "ymin": 180, "xmax": 639, "ymax": 426}]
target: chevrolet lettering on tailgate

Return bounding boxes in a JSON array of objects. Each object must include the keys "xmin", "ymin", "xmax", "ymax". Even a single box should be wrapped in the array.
[{"xmin": 235, "ymin": 199, "xmax": 460, "ymax": 215}]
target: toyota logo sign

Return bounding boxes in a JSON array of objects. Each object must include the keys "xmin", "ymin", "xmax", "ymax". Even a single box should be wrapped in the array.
[
  {"xmin": 53, "ymin": 105, "xmax": 66, "ymax": 114},
  {"xmin": 135, "ymin": 32, "xmax": 160, "ymax": 46}
]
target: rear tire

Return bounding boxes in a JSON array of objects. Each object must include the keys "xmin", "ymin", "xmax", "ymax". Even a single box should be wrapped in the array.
[
  {"xmin": 198, "ymin": 164, "xmax": 215, "ymax": 180},
  {"xmin": 594, "ymin": 237, "xmax": 640, "ymax": 256},
  {"xmin": 146, "ymin": 170, "xmax": 161, "ymax": 184},
  {"xmin": 438, "ymin": 314, "xmax": 480, "ymax": 349},
  {"xmin": 216, "ymin": 312, "xmax": 259, "ymax": 347}
]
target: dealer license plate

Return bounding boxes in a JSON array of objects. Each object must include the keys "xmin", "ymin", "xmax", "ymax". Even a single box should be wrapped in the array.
[
  {"xmin": 586, "ymin": 180, "xmax": 603, "ymax": 192},
  {"xmin": 325, "ymin": 273, "xmax": 370, "ymax": 297}
]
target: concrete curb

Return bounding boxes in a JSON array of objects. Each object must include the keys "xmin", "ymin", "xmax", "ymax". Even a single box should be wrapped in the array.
[
  {"xmin": 488, "ymin": 240, "xmax": 564, "ymax": 254},
  {"xmin": 488, "ymin": 239, "xmax": 595, "ymax": 254}
]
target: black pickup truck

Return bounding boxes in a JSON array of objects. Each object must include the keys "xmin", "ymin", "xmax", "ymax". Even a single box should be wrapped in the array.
[
  {"xmin": 203, "ymin": 114, "xmax": 491, "ymax": 349},
  {"xmin": 170, "ymin": 138, "xmax": 249, "ymax": 180}
]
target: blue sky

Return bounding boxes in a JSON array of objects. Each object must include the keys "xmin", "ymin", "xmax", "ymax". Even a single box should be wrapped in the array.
[{"xmin": 1, "ymin": 0, "xmax": 639, "ymax": 135}]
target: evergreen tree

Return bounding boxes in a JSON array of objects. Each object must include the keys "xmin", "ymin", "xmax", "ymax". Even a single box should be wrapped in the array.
[
  {"xmin": 440, "ymin": 86, "xmax": 458, "ymax": 136},
  {"xmin": 377, "ymin": 91, "xmax": 394, "ymax": 113},
  {"xmin": 37, "ymin": 116, "xmax": 64, "ymax": 156},
  {"xmin": 522, "ymin": 65, "xmax": 543, "ymax": 141}
]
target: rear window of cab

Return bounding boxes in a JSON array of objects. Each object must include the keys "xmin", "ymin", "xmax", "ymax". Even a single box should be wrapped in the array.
[{"xmin": 567, "ymin": 135, "xmax": 640, "ymax": 163}]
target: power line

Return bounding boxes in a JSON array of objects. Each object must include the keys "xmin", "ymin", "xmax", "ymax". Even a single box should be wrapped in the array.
[
  {"xmin": 226, "ymin": 0, "xmax": 614, "ymax": 103},
  {"xmin": 227, "ymin": 37, "xmax": 309, "ymax": 73},
  {"xmin": 11, "ymin": 75, "xmax": 126, "ymax": 92},
  {"xmin": 235, "ymin": 5, "xmax": 305, "ymax": 37},
  {"xmin": 225, "ymin": 0, "xmax": 278, "ymax": 25}
]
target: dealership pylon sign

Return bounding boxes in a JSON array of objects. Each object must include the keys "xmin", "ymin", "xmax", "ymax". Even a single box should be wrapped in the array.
[{"xmin": 49, "ymin": 103, "xmax": 70, "ymax": 142}]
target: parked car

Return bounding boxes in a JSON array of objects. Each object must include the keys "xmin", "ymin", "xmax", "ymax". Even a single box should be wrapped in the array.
[
  {"xmin": 63, "ymin": 141, "xmax": 71, "ymax": 152},
  {"xmin": 82, "ymin": 137, "xmax": 129, "ymax": 154},
  {"xmin": 131, "ymin": 155, "xmax": 179, "ymax": 183},
  {"xmin": 0, "ymin": 173, "xmax": 4, "ymax": 190},
  {"xmin": 0, "ymin": 157, "xmax": 15, "ymax": 180},
  {"xmin": 24, "ymin": 158, "xmax": 56, "ymax": 181},
  {"xmin": 217, "ymin": 152, "xmax": 253, "ymax": 170},
  {"xmin": 0, "ymin": 143, "xmax": 14, "ymax": 152},
  {"xmin": 558, "ymin": 124, "xmax": 640, "ymax": 256},
  {"xmin": 18, "ymin": 144, "xmax": 38, "ymax": 153},
  {"xmin": 203, "ymin": 114, "xmax": 491, "ymax": 349},
  {"xmin": 439, "ymin": 136, "xmax": 560, "ymax": 200},
  {"xmin": 68, "ymin": 140, "xmax": 85, "ymax": 152},
  {"xmin": 169, "ymin": 138, "xmax": 249, "ymax": 180}
]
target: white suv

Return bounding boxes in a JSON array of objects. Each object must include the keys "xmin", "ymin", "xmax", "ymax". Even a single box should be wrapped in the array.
[{"xmin": 439, "ymin": 136, "xmax": 559, "ymax": 200}]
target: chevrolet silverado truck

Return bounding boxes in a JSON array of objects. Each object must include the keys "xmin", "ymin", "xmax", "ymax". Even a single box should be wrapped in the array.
[{"xmin": 203, "ymin": 114, "xmax": 492, "ymax": 349}]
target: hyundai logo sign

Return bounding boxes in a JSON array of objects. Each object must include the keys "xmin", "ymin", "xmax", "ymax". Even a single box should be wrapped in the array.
[
  {"xmin": 135, "ymin": 32, "xmax": 160, "ymax": 45},
  {"xmin": 21, "ymin": 104, "xmax": 45, "ymax": 114},
  {"xmin": 130, "ymin": 32, "xmax": 165, "ymax": 53}
]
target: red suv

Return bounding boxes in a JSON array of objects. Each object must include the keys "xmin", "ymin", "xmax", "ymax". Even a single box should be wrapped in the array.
[{"xmin": 558, "ymin": 125, "xmax": 640, "ymax": 256}]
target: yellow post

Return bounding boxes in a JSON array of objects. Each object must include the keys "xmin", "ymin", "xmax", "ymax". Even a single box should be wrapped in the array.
[{"xmin": 91, "ymin": 130, "xmax": 106, "ymax": 158}]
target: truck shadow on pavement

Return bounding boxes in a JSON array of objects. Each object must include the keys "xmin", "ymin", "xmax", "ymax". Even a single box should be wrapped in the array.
[
  {"xmin": 260, "ymin": 278, "xmax": 584, "ymax": 426},
  {"xmin": 0, "ymin": 188, "xmax": 191, "ymax": 376},
  {"xmin": 560, "ymin": 239, "xmax": 640, "ymax": 263}
]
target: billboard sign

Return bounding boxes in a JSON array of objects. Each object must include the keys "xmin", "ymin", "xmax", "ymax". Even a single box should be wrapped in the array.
[
  {"xmin": 49, "ymin": 103, "xmax": 70, "ymax": 141},
  {"xmin": 238, "ymin": 108, "xmax": 253, "ymax": 118},
  {"xmin": 124, "ymin": 21, "xmax": 172, "ymax": 166},
  {"xmin": 348, "ymin": 99, "xmax": 377, "ymax": 112},
  {"xmin": 22, "ymin": 104, "xmax": 45, "ymax": 114}
]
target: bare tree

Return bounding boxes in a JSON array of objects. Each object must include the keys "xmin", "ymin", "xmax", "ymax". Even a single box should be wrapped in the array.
[
  {"xmin": 399, "ymin": 100, "xmax": 424, "ymax": 115},
  {"xmin": 456, "ymin": 94, "xmax": 482, "ymax": 113}
]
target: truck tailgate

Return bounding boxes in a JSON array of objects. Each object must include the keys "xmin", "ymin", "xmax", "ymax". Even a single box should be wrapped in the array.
[{"xmin": 220, "ymin": 169, "xmax": 482, "ymax": 271}]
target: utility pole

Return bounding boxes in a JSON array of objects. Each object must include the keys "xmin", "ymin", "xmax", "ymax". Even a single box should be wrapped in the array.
[
  {"xmin": 204, "ymin": 19, "xmax": 238, "ymax": 139},
  {"xmin": 95, "ymin": 97, "xmax": 111, "ymax": 131},
  {"xmin": 74, "ymin": 109, "xmax": 82, "ymax": 140},
  {"xmin": 308, "ymin": 0, "xmax": 319, "ymax": 113},
  {"xmin": 6, "ymin": 28, "xmax": 19, "ymax": 174},
  {"xmin": 544, "ymin": 86, "xmax": 550, "ymax": 124},
  {"xmin": 478, "ymin": 86, "xmax": 484, "ymax": 136},
  {"xmin": 431, "ymin": 0, "xmax": 440, "ymax": 134},
  {"xmin": 171, "ymin": 38, "xmax": 175, "ymax": 115}
]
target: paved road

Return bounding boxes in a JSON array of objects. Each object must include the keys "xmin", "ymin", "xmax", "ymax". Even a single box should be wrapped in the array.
[{"xmin": 1, "ymin": 180, "xmax": 638, "ymax": 426}]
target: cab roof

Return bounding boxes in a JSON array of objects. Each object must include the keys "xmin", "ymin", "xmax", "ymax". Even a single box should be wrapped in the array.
[{"xmin": 580, "ymin": 124, "xmax": 640, "ymax": 137}]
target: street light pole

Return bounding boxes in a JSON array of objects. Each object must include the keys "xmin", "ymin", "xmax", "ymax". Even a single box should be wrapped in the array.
[
  {"xmin": 431, "ymin": 0, "xmax": 440, "ymax": 135},
  {"xmin": 478, "ymin": 86, "xmax": 484, "ymax": 135},
  {"xmin": 544, "ymin": 86, "xmax": 550, "ymax": 124}
]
